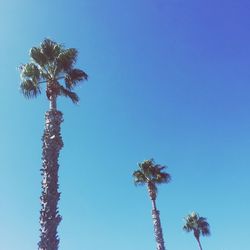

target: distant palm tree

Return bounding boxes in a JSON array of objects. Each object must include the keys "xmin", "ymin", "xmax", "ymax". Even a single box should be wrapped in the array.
[
  {"xmin": 20, "ymin": 38, "xmax": 88, "ymax": 250},
  {"xmin": 133, "ymin": 159, "xmax": 171, "ymax": 250},
  {"xmin": 183, "ymin": 212, "xmax": 210, "ymax": 250}
]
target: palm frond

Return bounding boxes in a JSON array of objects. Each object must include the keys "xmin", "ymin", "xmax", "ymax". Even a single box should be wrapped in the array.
[
  {"xmin": 21, "ymin": 63, "xmax": 41, "ymax": 81},
  {"xmin": 56, "ymin": 48, "xmax": 78, "ymax": 72},
  {"xmin": 41, "ymin": 38, "xmax": 63, "ymax": 62},
  {"xmin": 65, "ymin": 69, "xmax": 88, "ymax": 89},
  {"xmin": 198, "ymin": 217, "xmax": 211, "ymax": 236},
  {"xmin": 183, "ymin": 224, "xmax": 192, "ymax": 232},
  {"xmin": 183, "ymin": 212, "xmax": 210, "ymax": 238},
  {"xmin": 154, "ymin": 172, "xmax": 171, "ymax": 184},
  {"xmin": 133, "ymin": 170, "xmax": 147, "ymax": 185},
  {"xmin": 139, "ymin": 159, "xmax": 154, "ymax": 178},
  {"xmin": 59, "ymin": 85, "xmax": 79, "ymax": 104},
  {"xmin": 138, "ymin": 159, "xmax": 171, "ymax": 185},
  {"xmin": 30, "ymin": 47, "xmax": 47, "ymax": 66},
  {"xmin": 20, "ymin": 79, "xmax": 41, "ymax": 98}
]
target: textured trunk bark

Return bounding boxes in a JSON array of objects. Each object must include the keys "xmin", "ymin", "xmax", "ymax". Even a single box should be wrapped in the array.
[
  {"xmin": 152, "ymin": 199, "xmax": 157, "ymax": 211},
  {"xmin": 152, "ymin": 209, "xmax": 166, "ymax": 250},
  {"xmin": 38, "ymin": 109, "xmax": 63, "ymax": 250},
  {"xmin": 49, "ymin": 96, "xmax": 57, "ymax": 111}
]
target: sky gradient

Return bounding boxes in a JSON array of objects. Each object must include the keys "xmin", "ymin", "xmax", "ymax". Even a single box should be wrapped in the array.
[{"xmin": 0, "ymin": 0, "xmax": 250, "ymax": 249}]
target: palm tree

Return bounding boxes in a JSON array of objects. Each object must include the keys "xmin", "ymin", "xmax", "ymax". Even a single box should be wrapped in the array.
[
  {"xmin": 19, "ymin": 38, "xmax": 88, "ymax": 250},
  {"xmin": 183, "ymin": 212, "xmax": 210, "ymax": 250},
  {"xmin": 133, "ymin": 159, "xmax": 171, "ymax": 250}
]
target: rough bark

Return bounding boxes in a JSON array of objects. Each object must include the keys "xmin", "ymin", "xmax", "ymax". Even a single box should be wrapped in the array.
[
  {"xmin": 152, "ymin": 209, "xmax": 166, "ymax": 250},
  {"xmin": 38, "ymin": 110, "xmax": 63, "ymax": 250},
  {"xmin": 147, "ymin": 182, "xmax": 156, "ymax": 203},
  {"xmin": 49, "ymin": 96, "xmax": 57, "ymax": 111}
]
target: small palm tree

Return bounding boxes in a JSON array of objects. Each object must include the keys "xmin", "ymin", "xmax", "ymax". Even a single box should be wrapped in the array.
[
  {"xmin": 183, "ymin": 212, "xmax": 210, "ymax": 250},
  {"xmin": 20, "ymin": 38, "xmax": 88, "ymax": 250},
  {"xmin": 133, "ymin": 159, "xmax": 171, "ymax": 250}
]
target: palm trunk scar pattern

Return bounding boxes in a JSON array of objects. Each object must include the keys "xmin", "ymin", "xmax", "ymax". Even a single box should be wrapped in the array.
[
  {"xmin": 152, "ymin": 209, "xmax": 166, "ymax": 250},
  {"xmin": 38, "ymin": 110, "xmax": 63, "ymax": 250}
]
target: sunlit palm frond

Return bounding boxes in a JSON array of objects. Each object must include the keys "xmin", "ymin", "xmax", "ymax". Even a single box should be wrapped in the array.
[
  {"xmin": 20, "ymin": 79, "xmax": 41, "ymax": 98},
  {"xmin": 30, "ymin": 47, "xmax": 47, "ymax": 66},
  {"xmin": 21, "ymin": 63, "xmax": 41, "ymax": 81},
  {"xmin": 20, "ymin": 63, "xmax": 42, "ymax": 98},
  {"xmin": 41, "ymin": 38, "xmax": 63, "ymax": 62}
]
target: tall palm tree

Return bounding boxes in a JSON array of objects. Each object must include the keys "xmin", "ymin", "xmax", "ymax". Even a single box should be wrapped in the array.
[
  {"xmin": 183, "ymin": 212, "xmax": 210, "ymax": 250},
  {"xmin": 133, "ymin": 159, "xmax": 171, "ymax": 250},
  {"xmin": 19, "ymin": 38, "xmax": 88, "ymax": 250}
]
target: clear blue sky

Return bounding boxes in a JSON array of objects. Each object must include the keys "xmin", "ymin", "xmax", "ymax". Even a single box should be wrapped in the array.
[{"xmin": 0, "ymin": 0, "xmax": 250, "ymax": 249}]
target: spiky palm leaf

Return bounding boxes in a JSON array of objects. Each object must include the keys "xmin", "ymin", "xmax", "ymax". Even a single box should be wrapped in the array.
[
  {"xmin": 20, "ymin": 38, "xmax": 88, "ymax": 104},
  {"xmin": 133, "ymin": 159, "xmax": 171, "ymax": 194}
]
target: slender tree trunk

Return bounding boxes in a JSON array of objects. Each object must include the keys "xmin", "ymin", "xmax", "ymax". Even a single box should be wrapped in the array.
[
  {"xmin": 152, "ymin": 199, "xmax": 157, "ymax": 210},
  {"xmin": 38, "ymin": 109, "xmax": 63, "ymax": 250},
  {"xmin": 196, "ymin": 238, "xmax": 203, "ymax": 250},
  {"xmin": 152, "ymin": 209, "xmax": 166, "ymax": 250},
  {"xmin": 147, "ymin": 183, "xmax": 166, "ymax": 250},
  {"xmin": 50, "ymin": 96, "xmax": 57, "ymax": 111}
]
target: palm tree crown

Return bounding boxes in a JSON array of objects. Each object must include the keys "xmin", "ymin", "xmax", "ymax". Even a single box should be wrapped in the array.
[
  {"xmin": 183, "ymin": 212, "xmax": 210, "ymax": 250},
  {"xmin": 20, "ymin": 38, "xmax": 88, "ymax": 106},
  {"xmin": 133, "ymin": 159, "xmax": 171, "ymax": 201}
]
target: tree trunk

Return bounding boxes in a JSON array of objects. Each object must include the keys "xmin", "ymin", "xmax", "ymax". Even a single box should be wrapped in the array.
[
  {"xmin": 152, "ymin": 209, "xmax": 166, "ymax": 250},
  {"xmin": 50, "ymin": 96, "xmax": 57, "ymax": 111},
  {"xmin": 38, "ymin": 110, "xmax": 63, "ymax": 250},
  {"xmin": 196, "ymin": 238, "xmax": 203, "ymax": 250}
]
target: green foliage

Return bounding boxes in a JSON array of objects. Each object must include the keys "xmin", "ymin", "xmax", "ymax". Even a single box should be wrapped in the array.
[
  {"xmin": 41, "ymin": 38, "xmax": 62, "ymax": 62},
  {"xmin": 57, "ymin": 48, "xmax": 78, "ymax": 72},
  {"xmin": 133, "ymin": 159, "xmax": 171, "ymax": 186},
  {"xmin": 20, "ymin": 38, "xmax": 88, "ymax": 103},
  {"xmin": 20, "ymin": 79, "xmax": 41, "ymax": 98},
  {"xmin": 21, "ymin": 63, "xmax": 40, "ymax": 80},
  {"xmin": 183, "ymin": 212, "xmax": 210, "ymax": 240},
  {"xmin": 133, "ymin": 159, "xmax": 171, "ymax": 199},
  {"xmin": 30, "ymin": 47, "xmax": 47, "ymax": 66},
  {"xmin": 59, "ymin": 86, "xmax": 79, "ymax": 104},
  {"xmin": 65, "ymin": 69, "xmax": 88, "ymax": 89}
]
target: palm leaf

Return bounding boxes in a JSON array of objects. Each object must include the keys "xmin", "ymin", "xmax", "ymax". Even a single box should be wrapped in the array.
[
  {"xmin": 59, "ymin": 85, "xmax": 79, "ymax": 103},
  {"xmin": 56, "ymin": 48, "xmax": 78, "ymax": 72},
  {"xmin": 41, "ymin": 38, "xmax": 63, "ymax": 62},
  {"xmin": 183, "ymin": 212, "xmax": 210, "ymax": 238},
  {"xmin": 133, "ymin": 170, "xmax": 147, "ymax": 185},
  {"xmin": 20, "ymin": 79, "xmax": 41, "ymax": 98},
  {"xmin": 65, "ymin": 69, "xmax": 88, "ymax": 89},
  {"xmin": 21, "ymin": 63, "xmax": 41, "ymax": 81},
  {"xmin": 30, "ymin": 47, "xmax": 47, "ymax": 66}
]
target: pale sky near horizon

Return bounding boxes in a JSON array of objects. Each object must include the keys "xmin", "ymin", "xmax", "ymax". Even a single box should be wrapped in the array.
[{"xmin": 0, "ymin": 0, "xmax": 250, "ymax": 249}]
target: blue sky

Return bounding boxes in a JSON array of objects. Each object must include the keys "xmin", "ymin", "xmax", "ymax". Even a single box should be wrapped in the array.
[{"xmin": 0, "ymin": 0, "xmax": 250, "ymax": 249}]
